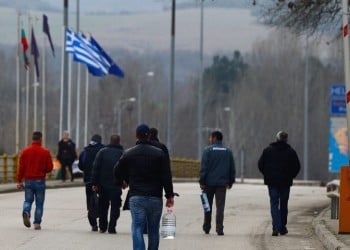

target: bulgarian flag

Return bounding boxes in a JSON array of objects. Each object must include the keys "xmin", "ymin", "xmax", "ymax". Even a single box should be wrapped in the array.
[{"xmin": 21, "ymin": 28, "xmax": 29, "ymax": 70}]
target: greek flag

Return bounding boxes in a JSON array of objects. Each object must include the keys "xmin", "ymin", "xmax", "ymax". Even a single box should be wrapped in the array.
[{"xmin": 66, "ymin": 28, "xmax": 124, "ymax": 78}]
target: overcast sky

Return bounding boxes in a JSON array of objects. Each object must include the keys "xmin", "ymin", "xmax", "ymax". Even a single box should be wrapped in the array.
[{"xmin": 0, "ymin": 0, "xmax": 271, "ymax": 54}]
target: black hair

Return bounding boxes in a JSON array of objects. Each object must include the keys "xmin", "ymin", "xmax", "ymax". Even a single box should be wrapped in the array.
[
  {"xmin": 211, "ymin": 131, "xmax": 223, "ymax": 141},
  {"xmin": 110, "ymin": 134, "xmax": 120, "ymax": 145},
  {"xmin": 32, "ymin": 131, "xmax": 42, "ymax": 141}
]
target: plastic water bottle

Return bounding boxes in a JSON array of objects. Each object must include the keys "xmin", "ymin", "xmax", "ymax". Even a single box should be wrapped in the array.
[
  {"xmin": 160, "ymin": 207, "xmax": 176, "ymax": 239},
  {"xmin": 200, "ymin": 192, "xmax": 211, "ymax": 212}
]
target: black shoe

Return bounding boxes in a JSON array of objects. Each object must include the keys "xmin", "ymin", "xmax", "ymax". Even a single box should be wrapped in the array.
[
  {"xmin": 108, "ymin": 229, "xmax": 117, "ymax": 234},
  {"xmin": 217, "ymin": 231, "xmax": 224, "ymax": 236},
  {"xmin": 99, "ymin": 229, "xmax": 106, "ymax": 233},
  {"xmin": 279, "ymin": 228, "xmax": 288, "ymax": 235},
  {"xmin": 91, "ymin": 225, "xmax": 98, "ymax": 232},
  {"xmin": 22, "ymin": 212, "xmax": 31, "ymax": 228},
  {"xmin": 272, "ymin": 230, "xmax": 278, "ymax": 236}
]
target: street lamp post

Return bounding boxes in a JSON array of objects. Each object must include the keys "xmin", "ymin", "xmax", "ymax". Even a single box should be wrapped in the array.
[
  {"xmin": 118, "ymin": 97, "xmax": 136, "ymax": 136},
  {"xmin": 137, "ymin": 71, "xmax": 154, "ymax": 125}
]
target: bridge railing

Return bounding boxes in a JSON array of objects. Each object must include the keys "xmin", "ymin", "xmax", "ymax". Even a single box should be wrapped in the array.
[{"xmin": 0, "ymin": 154, "xmax": 201, "ymax": 183}]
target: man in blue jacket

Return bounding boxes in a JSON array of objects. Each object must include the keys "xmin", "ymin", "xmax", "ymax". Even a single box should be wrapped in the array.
[
  {"xmin": 78, "ymin": 134, "xmax": 104, "ymax": 232},
  {"xmin": 258, "ymin": 131, "xmax": 300, "ymax": 236},
  {"xmin": 199, "ymin": 131, "xmax": 235, "ymax": 236}
]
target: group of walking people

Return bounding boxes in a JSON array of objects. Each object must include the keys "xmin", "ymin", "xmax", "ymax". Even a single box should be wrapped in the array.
[{"xmin": 15, "ymin": 125, "xmax": 300, "ymax": 250}]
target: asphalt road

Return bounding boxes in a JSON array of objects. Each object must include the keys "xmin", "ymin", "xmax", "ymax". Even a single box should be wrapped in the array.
[{"xmin": 0, "ymin": 183, "xmax": 329, "ymax": 250}]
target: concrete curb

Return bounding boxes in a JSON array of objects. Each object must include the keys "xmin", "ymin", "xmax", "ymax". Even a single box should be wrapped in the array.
[{"xmin": 313, "ymin": 206, "xmax": 350, "ymax": 250}]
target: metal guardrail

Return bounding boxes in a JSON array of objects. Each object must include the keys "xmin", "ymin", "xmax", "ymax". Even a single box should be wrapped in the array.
[
  {"xmin": 326, "ymin": 179, "xmax": 340, "ymax": 220},
  {"xmin": 0, "ymin": 154, "xmax": 201, "ymax": 183}
]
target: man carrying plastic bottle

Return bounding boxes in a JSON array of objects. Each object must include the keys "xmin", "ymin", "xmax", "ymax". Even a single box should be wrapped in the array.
[
  {"xmin": 114, "ymin": 124, "xmax": 174, "ymax": 250},
  {"xmin": 199, "ymin": 130, "xmax": 235, "ymax": 236}
]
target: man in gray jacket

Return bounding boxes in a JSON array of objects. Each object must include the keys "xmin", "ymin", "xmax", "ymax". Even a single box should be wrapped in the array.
[{"xmin": 199, "ymin": 131, "xmax": 235, "ymax": 236}]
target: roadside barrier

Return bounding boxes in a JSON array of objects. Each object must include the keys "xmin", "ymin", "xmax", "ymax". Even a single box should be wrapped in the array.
[
  {"xmin": 0, "ymin": 154, "xmax": 200, "ymax": 183},
  {"xmin": 326, "ymin": 180, "xmax": 340, "ymax": 220}
]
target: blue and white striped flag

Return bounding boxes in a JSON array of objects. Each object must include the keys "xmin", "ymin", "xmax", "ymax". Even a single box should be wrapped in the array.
[{"xmin": 65, "ymin": 28, "xmax": 124, "ymax": 78}]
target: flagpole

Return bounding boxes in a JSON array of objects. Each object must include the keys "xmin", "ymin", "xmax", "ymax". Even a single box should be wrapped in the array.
[
  {"xmin": 84, "ymin": 69, "xmax": 89, "ymax": 146},
  {"xmin": 68, "ymin": 55, "xmax": 72, "ymax": 133},
  {"xmin": 16, "ymin": 10, "xmax": 21, "ymax": 153},
  {"xmin": 33, "ymin": 16, "xmax": 40, "ymax": 132},
  {"xmin": 76, "ymin": 0, "xmax": 81, "ymax": 150},
  {"xmin": 59, "ymin": 24, "xmax": 64, "ymax": 140},
  {"xmin": 25, "ymin": 14, "xmax": 32, "ymax": 146},
  {"xmin": 60, "ymin": 0, "xmax": 69, "ymax": 139},
  {"xmin": 42, "ymin": 21, "xmax": 47, "ymax": 146}
]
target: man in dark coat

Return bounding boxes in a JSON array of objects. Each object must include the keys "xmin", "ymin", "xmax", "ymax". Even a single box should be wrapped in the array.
[
  {"xmin": 78, "ymin": 134, "xmax": 104, "ymax": 231},
  {"xmin": 91, "ymin": 135, "xmax": 123, "ymax": 234},
  {"xmin": 114, "ymin": 124, "xmax": 174, "ymax": 250},
  {"xmin": 199, "ymin": 131, "xmax": 235, "ymax": 236},
  {"xmin": 57, "ymin": 131, "xmax": 77, "ymax": 182},
  {"xmin": 258, "ymin": 131, "xmax": 301, "ymax": 236}
]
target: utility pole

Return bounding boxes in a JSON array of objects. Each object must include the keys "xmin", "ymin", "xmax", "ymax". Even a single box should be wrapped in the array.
[
  {"xmin": 198, "ymin": 0, "xmax": 204, "ymax": 159},
  {"xmin": 167, "ymin": 0, "xmax": 175, "ymax": 155}
]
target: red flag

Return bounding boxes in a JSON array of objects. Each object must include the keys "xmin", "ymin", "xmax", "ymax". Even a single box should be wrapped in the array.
[{"xmin": 21, "ymin": 28, "xmax": 29, "ymax": 70}]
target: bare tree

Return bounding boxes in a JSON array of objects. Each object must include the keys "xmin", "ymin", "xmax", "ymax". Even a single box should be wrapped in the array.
[{"xmin": 255, "ymin": 0, "xmax": 342, "ymax": 38}]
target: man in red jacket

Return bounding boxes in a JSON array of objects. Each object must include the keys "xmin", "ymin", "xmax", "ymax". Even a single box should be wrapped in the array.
[{"xmin": 16, "ymin": 131, "xmax": 53, "ymax": 230}]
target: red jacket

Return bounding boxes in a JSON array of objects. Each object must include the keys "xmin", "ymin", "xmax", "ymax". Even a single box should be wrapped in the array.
[{"xmin": 17, "ymin": 141, "xmax": 53, "ymax": 183}]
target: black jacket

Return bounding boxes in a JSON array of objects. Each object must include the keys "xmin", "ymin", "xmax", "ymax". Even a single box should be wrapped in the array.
[
  {"xmin": 57, "ymin": 139, "xmax": 77, "ymax": 163},
  {"xmin": 78, "ymin": 143, "xmax": 104, "ymax": 183},
  {"xmin": 91, "ymin": 144, "xmax": 124, "ymax": 189},
  {"xmin": 114, "ymin": 140, "xmax": 174, "ymax": 199},
  {"xmin": 258, "ymin": 141, "xmax": 300, "ymax": 186}
]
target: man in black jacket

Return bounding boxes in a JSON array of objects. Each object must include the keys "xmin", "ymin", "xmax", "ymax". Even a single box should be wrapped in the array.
[
  {"xmin": 57, "ymin": 131, "xmax": 77, "ymax": 182},
  {"xmin": 114, "ymin": 124, "xmax": 174, "ymax": 250},
  {"xmin": 91, "ymin": 135, "xmax": 123, "ymax": 234},
  {"xmin": 78, "ymin": 134, "xmax": 104, "ymax": 232},
  {"xmin": 258, "ymin": 131, "xmax": 301, "ymax": 236}
]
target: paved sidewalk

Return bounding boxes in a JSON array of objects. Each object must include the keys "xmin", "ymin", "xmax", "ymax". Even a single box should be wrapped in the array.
[{"xmin": 1, "ymin": 178, "xmax": 349, "ymax": 249}]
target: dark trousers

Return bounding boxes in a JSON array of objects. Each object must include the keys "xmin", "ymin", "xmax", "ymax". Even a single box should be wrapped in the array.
[
  {"xmin": 268, "ymin": 185, "xmax": 290, "ymax": 232},
  {"xmin": 98, "ymin": 186, "xmax": 122, "ymax": 232},
  {"xmin": 60, "ymin": 159, "xmax": 74, "ymax": 181},
  {"xmin": 85, "ymin": 183, "xmax": 97, "ymax": 227},
  {"xmin": 203, "ymin": 186, "xmax": 227, "ymax": 233}
]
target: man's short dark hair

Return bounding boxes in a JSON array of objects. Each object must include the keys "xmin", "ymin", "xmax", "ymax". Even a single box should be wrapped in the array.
[
  {"xmin": 149, "ymin": 128, "xmax": 158, "ymax": 140},
  {"xmin": 110, "ymin": 134, "xmax": 120, "ymax": 145},
  {"xmin": 32, "ymin": 131, "xmax": 42, "ymax": 141},
  {"xmin": 211, "ymin": 131, "xmax": 223, "ymax": 141}
]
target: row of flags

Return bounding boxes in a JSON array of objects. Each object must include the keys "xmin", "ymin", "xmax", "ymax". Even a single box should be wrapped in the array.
[
  {"xmin": 20, "ymin": 14, "xmax": 55, "ymax": 80},
  {"xmin": 20, "ymin": 14, "xmax": 124, "ymax": 80}
]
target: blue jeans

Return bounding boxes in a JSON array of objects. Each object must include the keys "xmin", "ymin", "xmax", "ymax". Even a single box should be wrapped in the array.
[
  {"xmin": 23, "ymin": 180, "xmax": 46, "ymax": 225},
  {"xmin": 268, "ymin": 185, "xmax": 290, "ymax": 232},
  {"xmin": 129, "ymin": 196, "xmax": 163, "ymax": 250}
]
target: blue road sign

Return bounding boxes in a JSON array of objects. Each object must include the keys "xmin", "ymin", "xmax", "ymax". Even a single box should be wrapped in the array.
[
  {"xmin": 330, "ymin": 84, "xmax": 346, "ymax": 116},
  {"xmin": 331, "ymin": 84, "xmax": 346, "ymax": 98}
]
